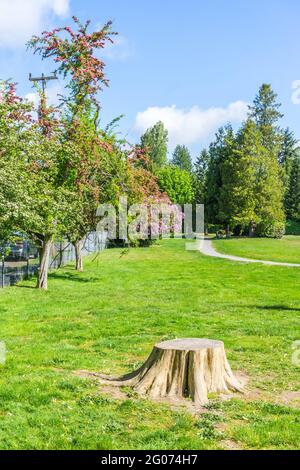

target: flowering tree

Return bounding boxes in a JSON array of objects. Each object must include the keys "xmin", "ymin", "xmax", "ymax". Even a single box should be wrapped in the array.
[
  {"xmin": 28, "ymin": 15, "xmax": 116, "ymax": 131},
  {"xmin": 28, "ymin": 17, "xmax": 116, "ymax": 99},
  {"xmin": 0, "ymin": 81, "xmax": 77, "ymax": 289},
  {"xmin": 0, "ymin": 82, "xmax": 32, "ymax": 243},
  {"xmin": 28, "ymin": 17, "xmax": 121, "ymax": 271},
  {"xmin": 126, "ymin": 147, "xmax": 183, "ymax": 242},
  {"xmin": 0, "ymin": 17, "xmax": 182, "ymax": 291},
  {"xmin": 61, "ymin": 124, "xmax": 127, "ymax": 270}
]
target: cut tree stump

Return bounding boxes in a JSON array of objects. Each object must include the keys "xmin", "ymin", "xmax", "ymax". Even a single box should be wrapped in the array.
[{"xmin": 98, "ymin": 338, "xmax": 243, "ymax": 406}]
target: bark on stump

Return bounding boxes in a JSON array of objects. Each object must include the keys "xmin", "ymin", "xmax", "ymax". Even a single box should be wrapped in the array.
[{"xmin": 100, "ymin": 339, "xmax": 243, "ymax": 406}]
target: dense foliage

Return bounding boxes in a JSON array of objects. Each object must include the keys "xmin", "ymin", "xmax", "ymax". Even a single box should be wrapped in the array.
[
  {"xmin": 156, "ymin": 165, "xmax": 195, "ymax": 205},
  {"xmin": 0, "ymin": 18, "xmax": 174, "ymax": 289},
  {"xmin": 1, "ymin": 13, "xmax": 299, "ymax": 295},
  {"xmin": 138, "ymin": 83, "xmax": 299, "ymax": 239},
  {"xmin": 192, "ymin": 84, "xmax": 293, "ymax": 238}
]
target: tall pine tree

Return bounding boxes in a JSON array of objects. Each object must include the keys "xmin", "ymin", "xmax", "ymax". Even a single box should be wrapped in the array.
[
  {"xmin": 278, "ymin": 128, "xmax": 299, "ymax": 217},
  {"xmin": 249, "ymin": 84, "xmax": 283, "ymax": 130},
  {"xmin": 140, "ymin": 121, "xmax": 168, "ymax": 168},
  {"xmin": 204, "ymin": 117, "xmax": 285, "ymax": 237},
  {"xmin": 247, "ymin": 84, "xmax": 285, "ymax": 236},
  {"xmin": 205, "ymin": 125, "xmax": 235, "ymax": 230},
  {"xmin": 278, "ymin": 128, "xmax": 298, "ymax": 168},
  {"xmin": 285, "ymin": 155, "xmax": 300, "ymax": 221},
  {"xmin": 218, "ymin": 121, "xmax": 257, "ymax": 234},
  {"xmin": 194, "ymin": 149, "xmax": 210, "ymax": 204},
  {"xmin": 171, "ymin": 145, "xmax": 193, "ymax": 173}
]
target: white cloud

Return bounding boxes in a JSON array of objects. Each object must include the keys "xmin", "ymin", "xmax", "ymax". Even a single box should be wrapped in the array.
[
  {"xmin": 101, "ymin": 35, "xmax": 134, "ymax": 61},
  {"xmin": 25, "ymin": 92, "xmax": 40, "ymax": 108},
  {"xmin": 0, "ymin": 0, "xmax": 70, "ymax": 48},
  {"xmin": 46, "ymin": 80, "xmax": 64, "ymax": 105},
  {"xmin": 134, "ymin": 101, "xmax": 249, "ymax": 148}
]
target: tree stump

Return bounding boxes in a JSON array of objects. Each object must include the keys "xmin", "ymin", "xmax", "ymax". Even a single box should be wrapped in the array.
[{"xmin": 100, "ymin": 339, "xmax": 243, "ymax": 406}]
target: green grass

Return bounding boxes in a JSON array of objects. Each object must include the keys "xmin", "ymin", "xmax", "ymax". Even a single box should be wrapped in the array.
[
  {"xmin": 213, "ymin": 236, "xmax": 300, "ymax": 264},
  {"xmin": 0, "ymin": 239, "xmax": 300, "ymax": 450}
]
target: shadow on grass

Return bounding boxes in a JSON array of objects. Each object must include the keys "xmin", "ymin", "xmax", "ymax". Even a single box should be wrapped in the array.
[
  {"xmin": 240, "ymin": 305, "xmax": 300, "ymax": 312},
  {"xmin": 15, "ymin": 285, "xmax": 36, "ymax": 289},
  {"xmin": 49, "ymin": 272, "xmax": 101, "ymax": 283},
  {"xmin": 256, "ymin": 305, "xmax": 300, "ymax": 312}
]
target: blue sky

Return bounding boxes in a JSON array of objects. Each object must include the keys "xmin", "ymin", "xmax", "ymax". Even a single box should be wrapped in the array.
[{"xmin": 1, "ymin": 0, "xmax": 300, "ymax": 159}]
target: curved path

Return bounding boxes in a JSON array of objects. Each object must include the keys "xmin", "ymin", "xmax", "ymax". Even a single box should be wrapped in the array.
[{"xmin": 198, "ymin": 238, "xmax": 300, "ymax": 268}]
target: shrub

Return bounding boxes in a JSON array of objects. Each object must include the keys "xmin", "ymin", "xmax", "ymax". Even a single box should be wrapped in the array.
[
  {"xmin": 216, "ymin": 230, "xmax": 227, "ymax": 239},
  {"xmin": 256, "ymin": 221, "xmax": 286, "ymax": 239}
]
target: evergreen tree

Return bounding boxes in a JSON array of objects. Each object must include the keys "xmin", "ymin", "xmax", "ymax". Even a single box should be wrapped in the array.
[
  {"xmin": 247, "ymin": 84, "xmax": 285, "ymax": 235},
  {"xmin": 277, "ymin": 128, "xmax": 299, "ymax": 217},
  {"xmin": 194, "ymin": 149, "xmax": 210, "ymax": 204},
  {"xmin": 278, "ymin": 128, "xmax": 298, "ymax": 168},
  {"xmin": 248, "ymin": 83, "xmax": 283, "ymax": 151},
  {"xmin": 204, "ymin": 120, "xmax": 285, "ymax": 237},
  {"xmin": 249, "ymin": 83, "xmax": 283, "ymax": 129},
  {"xmin": 242, "ymin": 121, "xmax": 285, "ymax": 237},
  {"xmin": 205, "ymin": 125, "xmax": 234, "ymax": 227},
  {"xmin": 140, "ymin": 121, "xmax": 168, "ymax": 168},
  {"xmin": 218, "ymin": 121, "xmax": 257, "ymax": 233},
  {"xmin": 171, "ymin": 145, "xmax": 193, "ymax": 173},
  {"xmin": 285, "ymin": 155, "xmax": 300, "ymax": 221}
]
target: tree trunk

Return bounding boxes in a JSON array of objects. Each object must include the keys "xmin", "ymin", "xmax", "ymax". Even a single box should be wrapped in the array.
[
  {"xmin": 249, "ymin": 221, "xmax": 256, "ymax": 238},
  {"xmin": 225, "ymin": 224, "xmax": 231, "ymax": 238},
  {"xmin": 58, "ymin": 241, "xmax": 64, "ymax": 269},
  {"xmin": 74, "ymin": 240, "xmax": 83, "ymax": 272},
  {"xmin": 37, "ymin": 237, "xmax": 52, "ymax": 290},
  {"xmin": 97, "ymin": 339, "xmax": 243, "ymax": 406}
]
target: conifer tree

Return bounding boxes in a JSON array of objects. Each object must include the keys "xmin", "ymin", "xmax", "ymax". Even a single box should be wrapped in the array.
[
  {"xmin": 205, "ymin": 125, "xmax": 234, "ymax": 229},
  {"xmin": 194, "ymin": 149, "xmax": 210, "ymax": 204},
  {"xmin": 140, "ymin": 121, "xmax": 168, "ymax": 168},
  {"xmin": 285, "ymin": 155, "xmax": 300, "ymax": 221},
  {"xmin": 171, "ymin": 145, "xmax": 193, "ymax": 173},
  {"xmin": 218, "ymin": 121, "xmax": 257, "ymax": 233},
  {"xmin": 248, "ymin": 83, "xmax": 283, "ymax": 155},
  {"xmin": 279, "ymin": 128, "xmax": 298, "ymax": 169}
]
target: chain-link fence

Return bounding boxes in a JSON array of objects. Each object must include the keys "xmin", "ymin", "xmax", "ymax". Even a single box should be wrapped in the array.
[{"xmin": 1, "ymin": 232, "xmax": 107, "ymax": 288}]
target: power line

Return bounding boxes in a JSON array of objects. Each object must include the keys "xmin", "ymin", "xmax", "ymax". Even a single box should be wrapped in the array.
[{"xmin": 29, "ymin": 72, "xmax": 58, "ymax": 94}]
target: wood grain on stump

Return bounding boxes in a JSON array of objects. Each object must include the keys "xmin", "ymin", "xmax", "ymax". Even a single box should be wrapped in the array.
[{"xmin": 100, "ymin": 338, "xmax": 243, "ymax": 405}]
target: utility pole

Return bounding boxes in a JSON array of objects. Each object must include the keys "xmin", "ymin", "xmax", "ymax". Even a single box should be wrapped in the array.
[
  {"xmin": 29, "ymin": 72, "xmax": 58, "ymax": 119},
  {"xmin": 29, "ymin": 72, "xmax": 58, "ymax": 94}
]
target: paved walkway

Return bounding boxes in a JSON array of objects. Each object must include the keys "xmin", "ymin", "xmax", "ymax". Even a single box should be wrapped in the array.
[{"xmin": 198, "ymin": 238, "xmax": 300, "ymax": 268}]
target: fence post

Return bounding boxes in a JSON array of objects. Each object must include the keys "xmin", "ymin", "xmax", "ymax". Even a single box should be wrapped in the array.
[
  {"xmin": 59, "ymin": 241, "xmax": 63, "ymax": 268},
  {"xmin": 26, "ymin": 258, "xmax": 30, "ymax": 280},
  {"xmin": 1, "ymin": 256, "xmax": 4, "ymax": 289}
]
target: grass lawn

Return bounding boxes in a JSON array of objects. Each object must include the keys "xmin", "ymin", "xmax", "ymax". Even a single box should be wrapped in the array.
[
  {"xmin": 213, "ymin": 236, "xmax": 300, "ymax": 264},
  {"xmin": 0, "ymin": 239, "xmax": 300, "ymax": 450}
]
